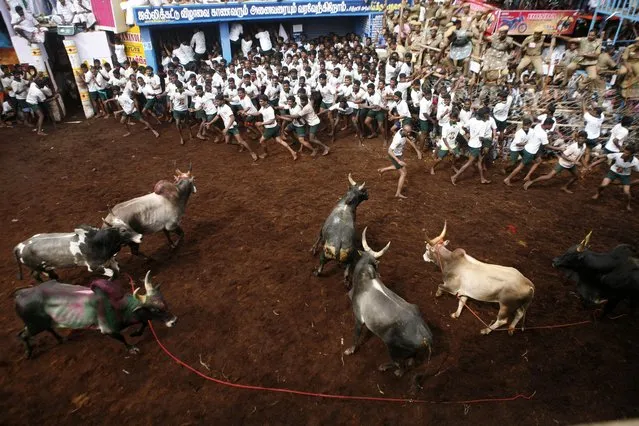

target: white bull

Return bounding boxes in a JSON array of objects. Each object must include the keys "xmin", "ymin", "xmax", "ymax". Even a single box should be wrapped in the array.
[{"xmin": 422, "ymin": 222, "xmax": 535, "ymax": 335}]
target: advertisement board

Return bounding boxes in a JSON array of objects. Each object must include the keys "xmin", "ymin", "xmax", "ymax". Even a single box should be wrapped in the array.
[
  {"xmin": 121, "ymin": 25, "xmax": 147, "ymax": 65},
  {"xmin": 497, "ymin": 10, "xmax": 579, "ymax": 35}
]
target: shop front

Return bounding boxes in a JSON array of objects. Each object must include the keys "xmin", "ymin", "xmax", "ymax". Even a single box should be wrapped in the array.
[{"xmin": 132, "ymin": 0, "xmax": 398, "ymax": 70}]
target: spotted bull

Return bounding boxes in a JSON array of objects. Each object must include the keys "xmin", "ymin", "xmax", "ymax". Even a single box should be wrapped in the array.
[
  {"xmin": 103, "ymin": 166, "xmax": 196, "ymax": 258},
  {"xmin": 423, "ymin": 222, "xmax": 535, "ymax": 335},
  {"xmin": 311, "ymin": 174, "xmax": 368, "ymax": 281},
  {"xmin": 553, "ymin": 231, "xmax": 639, "ymax": 315},
  {"xmin": 14, "ymin": 217, "xmax": 142, "ymax": 281},
  {"xmin": 344, "ymin": 228, "xmax": 433, "ymax": 377},
  {"xmin": 14, "ymin": 271, "xmax": 177, "ymax": 358}
]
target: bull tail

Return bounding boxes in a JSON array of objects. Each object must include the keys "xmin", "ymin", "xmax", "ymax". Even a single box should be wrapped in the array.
[
  {"xmin": 519, "ymin": 284, "xmax": 535, "ymax": 332},
  {"xmin": 14, "ymin": 246, "xmax": 23, "ymax": 280}
]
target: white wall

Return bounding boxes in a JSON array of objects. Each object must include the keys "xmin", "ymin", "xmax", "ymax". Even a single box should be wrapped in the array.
[{"xmin": 65, "ymin": 31, "xmax": 113, "ymax": 65}]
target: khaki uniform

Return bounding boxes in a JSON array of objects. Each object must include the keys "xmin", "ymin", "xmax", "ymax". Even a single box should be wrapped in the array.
[
  {"xmin": 619, "ymin": 43, "xmax": 639, "ymax": 77},
  {"xmin": 435, "ymin": 4, "xmax": 454, "ymax": 27},
  {"xmin": 565, "ymin": 38, "xmax": 601, "ymax": 81},
  {"xmin": 483, "ymin": 34, "xmax": 513, "ymax": 72},
  {"xmin": 517, "ymin": 35, "xmax": 544, "ymax": 76}
]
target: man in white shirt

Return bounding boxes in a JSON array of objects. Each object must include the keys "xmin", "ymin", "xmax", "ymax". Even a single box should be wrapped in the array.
[
  {"xmin": 431, "ymin": 111, "xmax": 464, "ymax": 175},
  {"xmin": 12, "ymin": 6, "xmax": 47, "ymax": 43},
  {"xmin": 603, "ymin": 116, "xmax": 632, "ymax": 154},
  {"xmin": 190, "ymin": 28, "xmax": 206, "ymax": 60},
  {"xmin": 51, "ymin": 0, "xmax": 75, "ymax": 25},
  {"xmin": 377, "ymin": 122, "xmax": 422, "ymax": 199},
  {"xmin": 592, "ymin": 145, "xmax": 639, "ymax": 211},
  {"xmin": 210, "ymin": 94, "xmax": 258, "ymax": 161},
  {"xmin": 241, "ymin": 33, "xmax": 253, "ymax": 58},
  {"xmin": 255, "ymin": 29, "xmax": 273, "ymax": 55},
  {"xmin": 71, "ymin": 0, "xmax": 96, "ymax": 29},
  {"xmin": 363, "ymin": 82, "xmax": 386, "ymax": 141},
  {"xmin": 244, "ymin": 94, "xmax": 297, "ymax": 161},
  {"xmin": 524, "ymin": 130, "xmax": 587, "ymax": 193},
  {"xmin": 26, "ymin": 79, "xmax": 50, "ymax": 136},
  {"xmin": 229, "ymin": 23, "xmax": 243, "ymax": 56},
  {"xmin": 583, "ymin": 104, "xmax": 605, "ymax": 164},
  {"xmin": 504, "ymin": 118, "xmax": 558, "ymax": 186},
  {"xmin": 506, "ymin": 116, "xmax": 533, "ymax": 171},
  {"xmin": 105, "ymin": 85, "xmax": 159, "ymax": 138},
  {"xmin": 452, "ymin": 107, "xmax": 493, "ymax": 185}
]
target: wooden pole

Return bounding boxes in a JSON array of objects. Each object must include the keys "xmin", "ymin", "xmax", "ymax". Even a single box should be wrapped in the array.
[{"xmin": 543, "ymin": 34, "xmax": 557, "ymax": 93}]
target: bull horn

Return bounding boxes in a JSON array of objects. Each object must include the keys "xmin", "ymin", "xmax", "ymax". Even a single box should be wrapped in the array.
[
  {"xmin": 101, "ymin": 218, "xmax": 113, "ymax": 227},
  {"xmin": 175, "ymin": 169, "xmax": 183, "ymax": 176},
  {"xmin": 144, "ymin": 270, "xmax": 153, "ymax": 292},
  {"xmin": 577, "ymin": 230, "xmax": 593, "ymax": 253},
  {"xmin": 362, "ymin": 227, "xmax": 391, "ymax": 259},
  {"xmin": 358, "ymin": 182, "xmax": 366, "ymax": 190},
  {"xmin": 188, "ymin": 162, "xmax": 193, "ymax": 172},
  {"xmin": 348, "ymin": 173, "xmax": 356, "ymax": 186},
  {"xmin": 428, "ymin": 221, "xmax": 447, "ymax": 246},
  {"xmin": 133, "ymin": 287, "xmax": 142, "ymax": 299}
]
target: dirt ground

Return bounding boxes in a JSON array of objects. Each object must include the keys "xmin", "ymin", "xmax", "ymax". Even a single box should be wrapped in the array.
[{"xmin": 0, "ymin": 117, "xmax": 638, "ymax": 425}]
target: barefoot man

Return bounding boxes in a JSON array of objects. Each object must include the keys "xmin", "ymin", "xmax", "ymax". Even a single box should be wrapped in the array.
[{"xmin": 378, "ymin": 123, "xmax": 422, "ymax": 198}]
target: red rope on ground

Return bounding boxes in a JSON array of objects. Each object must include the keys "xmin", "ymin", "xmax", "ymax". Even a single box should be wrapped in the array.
[{"xmin": 127, "ymin": 275, "xmax": 535, "ymax": 405}]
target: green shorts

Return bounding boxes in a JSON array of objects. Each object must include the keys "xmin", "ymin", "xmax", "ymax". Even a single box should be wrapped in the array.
[
  {"xmin": 290, "ymin": 124, "xmax": 305, "ymax": 136},
  {"xmin": 16, "ymin": 99, "xmax": 27, "ymax": 109},
  {"xmin": 227, "ymin": 126, "xmax": 240, "ymax": 136},
  {"xmin": 554, "ymin": 163, "xmax": 576, "ymax": 175},
  {"xmin": 195, "ymin": 110, "xmax": 206, "ymax": 120},
  {"xmin": 126, "ymin": 111, "xmax": 142, "ymax": 120},
  {"xmin": 586, "ymin": 138, "xmax": 598, "ymax": 148},
  {"xmin": 468, "ymin": 147, "xmax": 481, "ymax": 158},
  {"xmin": 419, "ymin": 119, "xmax": 431, "ymax": 132},
  {"xmin": 27, "ymin": 102, "xmax": 40, "ymax": 112},
  {"xmin": 89, "ymin": 91, "xmax": 99, "ymax": 101},
  {"xmin": 206, "ymin": 113, "xmax": 216, "ymax": 121},
  {"xmin": 144, "ymin": 97, "xmax": 157, "ymax": 110},
  {"xmin": 309, "ymin": 124, "xmax": 320, "ymax": 135},
  {"xmin": 320, "ymin": 101, "xmax": 333, "ymax": 110},
  {"xmin": 607, "ymin": 170, "xmax": 631, "ymax": 185},
  {"xmin": 509, "ymin": 150, "xmax": 523, "ymax": 164},
  {"xmin": 263, "ymin": 125, "xmax": 280, "ymax": 140},
  {"xmin": 522, "ymin": 150, "xmax": 538, "ymax": 165},
  {"xmin": 367, "ymin": 109, "xmax": 385, "ymax": 122},
  {"xmin": 357, "ymin": 108, "xmax": 368, "ymax": 118},
  {"xmin": 268, "ymin": 99, "xmax": 278, "ymax": 108},
  {"xmin": 389, "ymin": 154, "xmax": 403, "ymax": 169},
  {"xmin": 437, "ymin": 147, "xmax": 459, "ymax": 159},
  {"xmin": 401, "ymin": 117, "xmax": 413, "ymax": 127},
  {"xmin": 280, "ymin": 108, "xmax": 290, "ymax": 115},
  {"xmin": 172, "ymin": 110, "xmax": 187, "ymax": 120},
  {"xmin": 98, "ymin": 90, "xmax": 109, "ymax": 100}
]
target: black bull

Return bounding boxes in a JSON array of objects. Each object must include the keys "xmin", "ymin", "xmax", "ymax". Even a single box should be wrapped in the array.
[{"xmin": 553, "ymin": 233, "xmax": 639, "ymax": 314}]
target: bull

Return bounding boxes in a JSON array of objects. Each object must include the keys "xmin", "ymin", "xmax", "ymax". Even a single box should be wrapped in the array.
[
  {"xmin": 422, "ymin": 222, "xmax": 535, "ymax": 335},
  {"xmin": 553, "ymin": 231, "xmax": 639, "ymax": 315},
  {"xmin": 14, "ymin": 271, "xmax": 177, "ymax": 358},
  {"xmin": 344, "ymin": 228, "xmax": 433, "ymax": 377},
  {"xmin": 311, "ymin": 173, "xmax": 368, "ymax": 281},
  {"xmin": 14, "ymin": 217, "xmax": 142, "ymax": 281},
  {"xmin": 103, "ymin": 165, "xmax": 196, "ymax": 258}
]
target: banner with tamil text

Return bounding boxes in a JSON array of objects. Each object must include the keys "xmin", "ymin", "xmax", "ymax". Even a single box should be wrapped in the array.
[{"xmin": 121, "ymin": 25, "xmax": 147, "ymax": 65}]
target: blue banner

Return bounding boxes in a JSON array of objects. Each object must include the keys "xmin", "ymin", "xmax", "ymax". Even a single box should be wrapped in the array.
[{"xmin": 134, "ymin": 0, "xmax": 395, "ymax": 25}]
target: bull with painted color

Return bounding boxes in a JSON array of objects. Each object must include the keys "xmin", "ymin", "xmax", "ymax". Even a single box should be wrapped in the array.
[
  {"xmin": 103, "ymin": 165, "xmax": 196, "ymax": 259},
  {"xmin": 311, "ymin": 173, "xmax": 368, "ymax": 281},
  {"xmin": 553, "ymin": 231, "xmax": 639, "ymax": 315},
  {"xmin": 423, "ymin": 222, "xmax": 535, "ymax": 335},
  {"xmin": 14, "ymin": 271, "xmax": 177, "ymax": 358},
  {"xmin": 13, "ymin": 217, "xmax": 142, "ymax": 281},
  {"xmin": 344, "ymin": 228, "xmax": 433, "ymax": 377}
]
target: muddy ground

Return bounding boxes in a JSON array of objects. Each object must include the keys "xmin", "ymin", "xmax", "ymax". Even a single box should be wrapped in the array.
[{"xmin": 0, "ymin": 118, "xmax": 637, "ymax": 425}]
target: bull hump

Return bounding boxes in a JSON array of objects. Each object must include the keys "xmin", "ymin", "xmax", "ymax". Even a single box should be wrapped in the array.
[{"xmin": 154, "ymin": 180, "xmax": 179, "ymax": 201}]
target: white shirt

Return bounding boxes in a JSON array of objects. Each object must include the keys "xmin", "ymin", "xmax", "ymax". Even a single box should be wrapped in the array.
[
  {"xmin": 193, "ymin": 93, "xmax": 216, "ymax": 115},
  {"xmin": 255, "ymin": 31, "xmax": 273, "ymax": 52},
  {"xmin": 218, "ymin": 103, "xmax": 237, "ymax": 129},
  {"xmin": 537, "ymin": 113, "xmax": 556, "ymax": 132},
  {"xmin": 260, "ymin": 105, "xmax": 277, "ymax": 128},
  {"xmin": 26, "ymin": 82, "xmax": 46, "ymax": 104},
  {"xmin": 2, "ymin": 100, "xmax": 13, "ymax": 114},
  {"xmin": 348, "ymin": 88, "xmax": 367, "ymax": 110},
  {"xmin": 524, "ymin": 123, "xmax": 549, "ymax": 155},
  {"xmin": 607, "ymin": 153, "xmax": 639, "ymax": 176},
  {"xmin": 318, "ymin": 83, "xmax": 336, "ymax": 104},
  {"xmin": 170, "ymin": 90, "xmax": 192, "ymax": 112},
  {"xmin": 117, "ymin": 94, "xmax": 136, "ymax": 115},
  {"xmin": 2, "ymin": 75, "xmax": 14, "ymax": 97},
  {"xmin": 584, "ymin": 112, "xmax": 604, "ymax": 139},
  {"xmin": 558, "ymin": 142, "xmax": 585, "ymax": 168},
  {"xmin": 510, "ymin": 127, "xmax": 532, "ymax": 152},
  {"xmin": 389, "ymin": 130, "xmax": 407, "ymax": 156},
  {"xmin": 468, "ymin": 118, "xmax": 490, "ymax": 149},
  {"xmin": 396, "ymin": 100, "xmax": 411, "ymax": 118},
  {"xmin": 436, "ymin": 101, "xmax": 452, "ymax": 125},
  {"xmin": 229, "ymin": 23, "xmax": 243, "ymax": 42},
  {"xmin": 238, "ymin": 96, "xmax": 256, "ymax": 114},
  {"xmin": 11, "ymin": 79, "xmax": 27, "ymax": 99},
  {"xmin": 604, "ymin": 123, "xmax": 629, "ymax": 153},
  {"xmin": 460, "ymin": 108, "xmax": 471, "ymax": 128},
  {"xmin": 84, "ymin": 71, "xmax": 98, "ymax": 92},
  {"xmin": 299, "ymin": 103, "xmax": 320, "ymax": 126},
  {"xmin": 439, "ymin": 123, "xmax": 464, "ymax": 150},
  {"xmin": 366, "ymin": 91, "xmax": 384, "ymax": 109},
  {"xmin": 419, "ymin": 97, "xmax": 433, "ymax": 120},
  {"xmin": 114, "ymin": 44, "xmax": 127, "ymax": 64},
  {"xmin": 190, "ymin": 31, "xmax": 206, "ymax": 55},
  {"xmin": 493, "ymin": 96, "xmax": 513, "ymax": 122},
  {"xmin": 56, "ymin": 1, "xmax": 75, "ymax": 22},
  {"xmin": 241, "ymin": 39, "xmax": 253, "ymax": 57}
]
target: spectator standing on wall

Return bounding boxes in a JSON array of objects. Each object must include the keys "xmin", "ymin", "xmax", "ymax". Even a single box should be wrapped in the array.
[
  {"xmin": 255, "ymin": 28, "xmax": 274, "ymax": 56},
  {"xmin": 229, "ymin": 23, "xmax": 243, "ymax": 57},
  {"xmin": 191, "ymin": 28, "xmax": 206, "ymax": 61}
]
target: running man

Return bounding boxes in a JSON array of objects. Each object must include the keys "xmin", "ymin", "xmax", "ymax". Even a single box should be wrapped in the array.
[
  {"xmin": 244, "ymin": 95, "xmax": 297, "ymax": 160},
  {"xmin": 592, "ymin": 145, "xmax": 639, "ymax": 211},
  {"xmin": 378, "ymin": 123, "xmax": 422, "ymax": 198},
  {"xmin": 105, "ymin": 86, "xmax": 159, "ymax": 138},
  {"xmin": 209, "ymin": 94, "xmax": 259, "ymax": 161}
]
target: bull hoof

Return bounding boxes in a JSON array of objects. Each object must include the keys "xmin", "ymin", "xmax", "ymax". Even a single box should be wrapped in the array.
[
  {"xmin": 435, "ymin": 289, "xmax": 443, "ymax": 298},
  {"xmin": 450, "ymin": 312, "xmax": 459, "ymax": 319},
  {"xmin": 480, "ymin": 327, "xmax": 492, "ymax": 335},
  {"xmin": 394, "ymin": 368, "xmax": 405, "ymax": 378},
  {"xmin": 128, "ymin": 346, "xmax": 140, "ymax": 354},
  {"xmin": 344, "ymin": 346, "xmax": 356, "ymax": 356},
  {"xmin": 313, "ymin": 269, "xmax": 321, "ymax": 277},
  {"xmin": 508, "ymin": 327, "xmax": 515, "ymax": 336}
]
